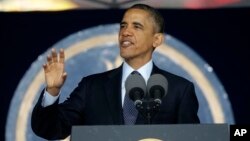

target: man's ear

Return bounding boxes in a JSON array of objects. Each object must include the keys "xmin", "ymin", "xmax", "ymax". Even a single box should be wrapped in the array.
[{"xmin": 153, "ymin": 33, "xmax": 164, "ymax": 48}]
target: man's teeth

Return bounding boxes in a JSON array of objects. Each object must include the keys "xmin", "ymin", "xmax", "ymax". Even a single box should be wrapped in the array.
[{"xmin": 123, "ymin": 41, "xmax": 132, "ymax": 46}]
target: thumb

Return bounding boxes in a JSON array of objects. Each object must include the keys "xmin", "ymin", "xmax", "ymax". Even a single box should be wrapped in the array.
[{"xmin": 62, "ymin": 72, "xmax": 67, "ymax": 82}]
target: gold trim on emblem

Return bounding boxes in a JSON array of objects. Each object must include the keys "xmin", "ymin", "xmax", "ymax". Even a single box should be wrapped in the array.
[{"xmin": 139, "ymin": 138, "xmax": 163, "ymax": 141}]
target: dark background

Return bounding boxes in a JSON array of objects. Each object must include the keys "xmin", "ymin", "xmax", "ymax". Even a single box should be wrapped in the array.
[{"xmin": 1, "ymin": 8, "xmax": 250, "ymax": 140}]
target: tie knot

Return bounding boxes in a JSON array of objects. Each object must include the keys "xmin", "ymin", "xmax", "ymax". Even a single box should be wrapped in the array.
[{"xmin": 131, "ymin": 71, "xmax": 140, "ymax": 75}]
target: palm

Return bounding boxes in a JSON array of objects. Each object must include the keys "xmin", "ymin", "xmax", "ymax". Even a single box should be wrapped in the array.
[
  {"xmin": 45, "ymin": 61, "xmax": 65, "ymax": 88},
  {"xmin": 43, "ymin": 48, "xmax": 67, "ymax": 90}
]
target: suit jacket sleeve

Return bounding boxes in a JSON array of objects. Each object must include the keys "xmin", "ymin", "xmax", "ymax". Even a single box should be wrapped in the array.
[{"xmin": 31, "ymin": 78, "xmax": 87, "ymax": 140}]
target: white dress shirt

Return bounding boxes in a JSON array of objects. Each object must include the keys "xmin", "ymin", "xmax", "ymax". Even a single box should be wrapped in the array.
[{"xmin": 42, "ymin": 60, "xmax": 153, "ymax": 107}]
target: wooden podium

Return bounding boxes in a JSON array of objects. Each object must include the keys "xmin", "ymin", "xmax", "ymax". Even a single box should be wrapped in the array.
[{"xmin": 71, "ymin": 124, "xmax": 229, "ymax": 141}]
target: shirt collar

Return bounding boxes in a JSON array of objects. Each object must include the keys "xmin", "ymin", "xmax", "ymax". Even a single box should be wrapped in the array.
[{"xmin": 122, "ymin": 60, "xmax": 153, "ymax": 84}]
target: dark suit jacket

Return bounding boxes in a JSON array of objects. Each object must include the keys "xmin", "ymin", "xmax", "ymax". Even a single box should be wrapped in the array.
[{"xmin": 31, "ymin": 64, "xmax": 200, "ymax": 140}]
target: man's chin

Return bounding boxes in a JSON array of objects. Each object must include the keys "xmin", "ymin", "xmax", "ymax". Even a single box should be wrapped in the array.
[{"xmin": 120, "ymin": 53, "xmax": 132, "ymax": 60}]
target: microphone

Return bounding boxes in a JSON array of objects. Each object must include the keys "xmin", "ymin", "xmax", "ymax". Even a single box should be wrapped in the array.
[
  {"xmin": 147, "ymin": 74, "xmax": 168, "ymax": 104},
  {"xmin": 125, "ymin": 72, "xmax": 146, "ymax": 106}
]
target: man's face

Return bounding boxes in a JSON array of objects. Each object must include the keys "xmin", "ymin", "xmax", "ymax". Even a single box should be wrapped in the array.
[{"xmin": 119, "ymin": 8, "xmax": 157, "ymax": 62}]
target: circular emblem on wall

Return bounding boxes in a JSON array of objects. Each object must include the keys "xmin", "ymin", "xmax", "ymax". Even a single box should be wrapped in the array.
[{"xmin": 6, "ymin": 23, "xmax": 234, "ymax": 141}]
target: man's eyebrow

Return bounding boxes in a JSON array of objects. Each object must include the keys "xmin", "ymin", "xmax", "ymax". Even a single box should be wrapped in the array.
[
  {"xmin": 120, "ymin": 21, "xmax": 127, "ymax": 25},
  {"xmin": 133, "ymin": 22, "xmax": 143, "ymax": 28},
  {"xmin": 119, "ymin": 21, "xmax": 144, "ymax": 28}
]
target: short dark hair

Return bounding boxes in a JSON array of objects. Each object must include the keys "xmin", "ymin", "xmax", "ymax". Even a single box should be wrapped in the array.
[{"xmin": 127, "ymin": 4, "xmax": 165, "ymax": 33}]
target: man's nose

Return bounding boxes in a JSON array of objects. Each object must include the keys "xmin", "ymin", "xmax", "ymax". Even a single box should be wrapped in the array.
[{"xmin": 121, "ymin": 27, "xmax": 132, "ymax": 36}]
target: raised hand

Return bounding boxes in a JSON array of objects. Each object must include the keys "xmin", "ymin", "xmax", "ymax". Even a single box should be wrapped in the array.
[{"xmin": 43, "ymin": 48, "xmax": 67, "ymax": 96}]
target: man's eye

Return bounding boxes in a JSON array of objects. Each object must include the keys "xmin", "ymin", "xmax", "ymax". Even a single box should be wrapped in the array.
[
  {"xmin": 120, "ymin": 24, "xmax": 125, "ymax": 28},
  {"xmin": 134, "ymin": 25, "xmax": 141, "ymax": 29}
]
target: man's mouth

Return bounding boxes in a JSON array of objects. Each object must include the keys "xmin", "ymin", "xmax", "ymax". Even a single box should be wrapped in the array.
[
  {"xmin": 121, "ymin": 40, "xmax": 133, "ymax": 48},
  {"xmin": 123, "ymin": 41, "xmax": 132, "ymax": 46}
]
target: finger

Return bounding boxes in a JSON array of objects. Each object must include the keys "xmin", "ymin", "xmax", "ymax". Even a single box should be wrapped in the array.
[
  {"xmin": 43, "ymin": 63, "xmax": 49, "ymax": 73},
  {"xmin": 51, "ymin": 48, "xmax": 58, "ymax": 63},
  {"xmin": 59, "ymin": 48, "xmax": 65, "ymax": 63},
  {"xmin": 47, "ymin": 55, "xmax": 52, "ymax": 65}
]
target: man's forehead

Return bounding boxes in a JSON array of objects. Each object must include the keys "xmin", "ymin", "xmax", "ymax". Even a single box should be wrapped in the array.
[
  {"xmin": 123, "ymin": 8, "xmax": 151, "ymax": 17},
  {"xmin": 122, "ymin": 9, "xmax": 152, "ymax": 22}
]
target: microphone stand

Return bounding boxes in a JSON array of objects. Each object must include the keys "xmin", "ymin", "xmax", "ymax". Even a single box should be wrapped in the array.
[{"xmin": 136, "ymin": 99, "xmax": 160, "ymax": 124}]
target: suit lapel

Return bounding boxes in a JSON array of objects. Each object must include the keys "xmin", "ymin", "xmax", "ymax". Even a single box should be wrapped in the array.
[
  {"xmin": 104, "ymin": 65, "xmax": 123, "ymax": 124},
  {"xmin": 151, "ymin": 63, "xmax": 162, "ymax": 75}
]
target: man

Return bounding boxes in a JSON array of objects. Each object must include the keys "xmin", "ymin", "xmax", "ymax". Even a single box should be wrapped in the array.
[{"xmin": 31, "ymin": 4, "xmax": 200, "ymax": 140}]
